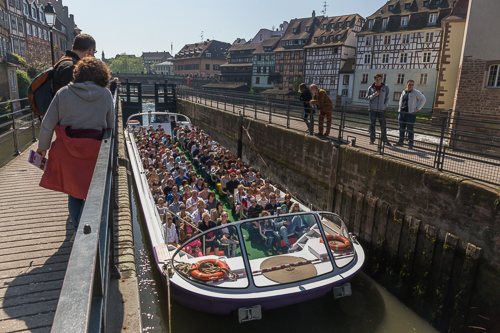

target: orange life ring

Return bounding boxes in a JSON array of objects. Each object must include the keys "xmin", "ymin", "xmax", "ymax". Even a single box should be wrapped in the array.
[
  {"xmin": 320, "ymin": 234, "xmax": 351, "ymax": 251},
  {"xmin": 190, "ymin": 259, "xmax": 229, "ymax": 281}
]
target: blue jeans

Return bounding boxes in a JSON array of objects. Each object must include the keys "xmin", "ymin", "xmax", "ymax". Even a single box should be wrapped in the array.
[
  {"xmin": 369, "ymin": 110, "xmax": 387, "ymax": 142},
  {"xmin": 264, "ymin": 230, "xmax": 281, "ymax": 250},
  {"xmin": 68, "ymin": 195, "xmax": 85, "ymax": 231},
  {"xmin": 398, "ymin": 112, "xmax": 417, "ymax": 146},
  {"xmin": 276, "ymin": 220, "xmax": 297, "ymax": 247}
]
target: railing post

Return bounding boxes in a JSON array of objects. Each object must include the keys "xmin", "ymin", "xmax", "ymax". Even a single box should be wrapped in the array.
[
  {"xmin": 233, "ymin": 96, "xmax": 235, "ymax": 114},
  {"xmin": 434, "ymin": 117, "xmax": 447, "ymax": 171},
  {"xmin": 286, "ymin": 103, "xmax": 290, "ymax": 129},
  {"xmin": 11, "ymin": 107, "xmax": 20, "ymax": 156},
  {"xmin": 269, "ymin": 102, "xmax": 272, "ymax": 123},
  {"xmin": 338, "ymin": 105, "xmax": 345, "ymax": 143},
  {"xmin": 217, "ymin": 93, "xmax": 219, "ymax": 109},
  {"xmin": 254, "ymin": 100, "xmax": 257, "ymax": 119},
  {"xmin": 242, "ymin": 97, "xmax": 245, "ymax": 116}
]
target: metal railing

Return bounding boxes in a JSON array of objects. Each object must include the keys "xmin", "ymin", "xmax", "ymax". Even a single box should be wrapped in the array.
[
  {"xmin": 0, "ymin": 98, "xmax": 39, "ymax": 166},
  {"xmin": 177, "ymin": 87, "xmax": 500, "ymax": 186},
  {"xmin": 51, "ymin": 95, "xmax": 119, "ymax": 332}
]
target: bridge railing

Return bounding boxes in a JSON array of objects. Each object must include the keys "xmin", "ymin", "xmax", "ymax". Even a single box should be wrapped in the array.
[
  {"xmin": 177, "ymin": 87, "xmax": 500, "ymax": 186},
  {"xmin": 0, "ymin": 98, "xmax": 39, "ymax": 166},
  {"xmin": 50, "ymin": 94, "xmax": 119, "ymax": 332}
]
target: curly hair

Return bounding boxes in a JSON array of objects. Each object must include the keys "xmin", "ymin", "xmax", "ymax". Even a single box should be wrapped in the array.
[{"xmin": 73, "ymin": 57, "xmax": 110, "ymax": 87}]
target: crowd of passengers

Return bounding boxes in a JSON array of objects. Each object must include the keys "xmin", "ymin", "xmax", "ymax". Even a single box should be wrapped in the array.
[{"xmin": 132, "ymin": 122, "xmax": 310, "ymax": 257}]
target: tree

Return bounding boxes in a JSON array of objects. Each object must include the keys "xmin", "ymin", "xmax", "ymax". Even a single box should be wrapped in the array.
[
  {"xmin": 17, "ymin": 70, "xmax": 31, "ymax": 108},
  {"xmin": 292, "ymin": 77, "xmax": 305, "ymax": 94},
  {"xmin": 107, "ymin": 54, "xmax": 145, "ymax": 74}
]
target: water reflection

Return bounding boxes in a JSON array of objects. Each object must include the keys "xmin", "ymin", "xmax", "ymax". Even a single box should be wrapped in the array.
[{"xmin": 131, "ymin": 184, "xmax": 437, "ymax": 333}]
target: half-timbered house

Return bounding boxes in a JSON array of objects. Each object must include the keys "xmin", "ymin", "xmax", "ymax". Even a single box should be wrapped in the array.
[
  {"xmin": 274, "ymin": 11, "xmax": 323, "ymax": 91},
  {"xmin": 251, "ymin": 37, "xmax": 281, "ymax": 91},
  {"xmin": 220, "ymin": 42, "xmax": 257, "ymax": 85},
  {"xmin": 304, "ymin": 14, "xmax": 364, "ymax": 102},
  {"xmin": 353, "ymin": 0, "xmax": 454, "ymax": 109}
]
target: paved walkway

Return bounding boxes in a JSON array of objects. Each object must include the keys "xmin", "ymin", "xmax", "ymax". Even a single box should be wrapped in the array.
[
  {"xmin": 0, "ymin": 141, "xmax": 71, "ymax": 333},
  {"xmin": 182, "ymin": 95, "xmax": 500, "ymax": 186}
]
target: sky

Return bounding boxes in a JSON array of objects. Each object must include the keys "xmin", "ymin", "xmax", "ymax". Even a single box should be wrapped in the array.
[{"xmin": 63, "ymin": 0, "xmax": 384, "ymax": 58}]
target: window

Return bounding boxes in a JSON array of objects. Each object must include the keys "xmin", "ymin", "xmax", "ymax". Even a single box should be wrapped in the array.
[
  {"xmin": 298, "ymin": 64, "xmax": 303, "ymax": 71},
  {"xmin": 314, "ymin": 37, "xmax": 318, "ymax": 43},
  {"xmin": 400, "ymin": 52, "xmax": 408, "ymax": 63},
  {"xmin": 290, "ymin": 52, "xmax": 295, "ymax": 59},
  {"xmin": 342, "ymin": 89, "xmax": 348, "ymax": 97},
  {"xmin": 26, "ymin": 22, "xmax": 31, "ymax": 35},
  {"xmin": 423, "ymin": 52, "xmax": 431, "ymax": 63},
  {"xmin": 337, "ymin": 35, "xmax": 342, "ymax": 41},
  {"xmin": 364, "ymin": 54, "xmax": 371, "ymax": 64},
  {"xmin": 289, "ymin": 76, "xmax": 294, "ymax": 83},
  {"xmin": 435, "ymin": 0, "xmax": 440, "ymax": 4},
  {"xmin": 423, "ymin": 1, "xmax": 429, "ymax": 7},
  {"xmin": 361, "ymin": 73, "xmax": 369, "ymax": 83},
  {"xmin": 382, "ymin": 53, "xmax": 389, "ymax": 64},
  {"xmin": 389, "ymin": 5, "xmax": 394, "ymax": 10},
  {"xmin": 384, "ymin": 35, "xmax": 391, "ymax": 44},
  {"xmin": 299, "ymin": 51, "xmax": 304, "ymax": 59},
  {"xmin": 323, "ymin": 24, "xmax": 327, "ymax": 29},
  {"xmin": 394, "ymin": 91, "xmax": 402, "ymax": 101},
  {"xmin": 256, "ymin": 66, "xmax": 261, "ymax": 73},
  {"xmin": 305, "ymin": 26, "xmax": 310, "ymax": 32},
  {"xmin": 322, "ymin": 63, "xmax": 327, "ymax": 70},
  {"xmin": 256, "ymin": 77, "xmax": 260, "ymax": 84},
  {"xmin": 420, "ymin": 73, "xmax": 428, "ymax": 85},
  {"xmin": 322, "ymin": 36, "xmax": 326, "ymax": 42},
  {"xmin": 429, "ymin": 13, "xmax": 437, "ymax": 24},
  {"xmin": 319, "ymin": 77, "xmax": 324, "ymax": 84},
  {"xmin": 368, "ymin": 20, "xmax": 373, "ymax": 29},
  {"xmin": 347, "ymin": 21, "xmax": 351, "ymax": 27},
  {"xmin": 382, "ymin": 18, "xmax": 387, "ymax": 29},
  {"xmin": 292, "ymin": 28, "xmax": 297, "ymax": 33},
  {"xmin": 486, "ymin": 65, "xmax": 500, "ymax": 87},
  {"xmin": 402, "ymin": 33, "xmax": 410, "ymax": 44},
  {"xmin": 279, "ymin": 65, "xmax": 283, "ymax": 71},
  {"xmin": 205, "ymin": 52, "xmax": 211, "ymax": 58},
  {"xmin": 338, "ymin": 22, "xmax": 342, "ymax": 28},
  {"xmin": 359, "ymin": 90, "xmax": 367, "ymax": 99},
  {"xmin": 425, "ymin": 32, "xmax": 434, "ymax": 43},
  {"xmin": 334, "ymin": 47, "xmax": 338, "ymax": 54},
  {"xmin": 280, "ymin": 52, "xmax": 284, "ymax": 59},
  {"xmin": 54, "ymin": 32, "xmax": 57, "ymax": 44},
  {"xmin": 343, "ymin": 75, "xmax": 349, "ymax": 85},
  {"xmin": 10, "ymin": 69, "xmax": 16, "ymax": 91},
  {"xmin": 290, "ymin": 65, "xmax": 294, "ymax": 72},
  {"xmin": 401, "ymin": 16, "xmax": 408, "ymax": 26},
  {"xmin": 205, "ymin": 64, "xmax": 210, "ymax": 70},
  {"xmin": 365, "ymin": 36, "xmax": 372, "ymax": 46},
  {"xmin": 397, "ymin": 73, "xmax": 405, "ymax": 84},
  {"xmin": 18, "ymin": 19, "xmax": 22, "ymax": 32},
  {"xmin": 11, "ymin": 17, "xmax": 16, "ymax": 31},
  {"xmin": 405, "ymin": 3, "xmax": 411, "ymax": 9}
]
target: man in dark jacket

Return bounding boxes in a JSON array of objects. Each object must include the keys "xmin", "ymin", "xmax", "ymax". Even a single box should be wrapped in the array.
[
  {"xmin": 53, "ymin": 34, "xmax": 97, "ymax": 93},
  {"xmin": 365, "ymin": 73, "xmax": 391, "ymax": 146},
  {"xmin": 299, "ymin": 83, "xmax": 313, "ymax": 135}
]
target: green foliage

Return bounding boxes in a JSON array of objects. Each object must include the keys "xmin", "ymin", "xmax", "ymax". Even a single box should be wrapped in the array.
[
  {"xmin": 11, "ymin": 53, "xmax": 27, "ymax": 67},
  {"xmin": 16, "ymin": 70, "xmax": 31, "ymax": 99},
  {"xmin": 26, "ymin": 60, "xmax": 51, "ymax": 79},
  {"xmin": 0, "ymin": 97, "xmax": 12, "ymax": 126},
  {"xmin": 107, "ymin": 54, "xmax": 145, "ymax": 74},
  {"xmin": 292, "ymin": 77, "xmax": 304, "ymax": 94}
]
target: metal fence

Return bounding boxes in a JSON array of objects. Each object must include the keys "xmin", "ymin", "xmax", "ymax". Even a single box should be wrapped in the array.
[
  {"xmin": 0, "ymin": 98, "xmax": 39, "ymax": 167},
  {"xmin": 50, "ymin": 96, "xmax": 119, "ymax": 332},
  {"xmin": 177, "ymin": 87, "xmax": 500, "ymax": 186}
]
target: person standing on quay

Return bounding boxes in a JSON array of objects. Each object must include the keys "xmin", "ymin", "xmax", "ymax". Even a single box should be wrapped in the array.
[
  {"xmin": 365, "ymin": 74, "xmax": 391, "ymax": 146},
  {"xmin": 394, "ymin": 80, "xmax": 426, "ymax": 149},
  {"xmin": 309, "ymin": 84, "xmax": 333, "ymax": 136},
  {"xmin": 299, "ymin": 83, "xmax": 314, "ymax": 135}
]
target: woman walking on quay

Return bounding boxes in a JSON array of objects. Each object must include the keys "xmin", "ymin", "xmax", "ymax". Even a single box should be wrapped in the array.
[{"xmin": 37, "ymin": 57, "xmax": 114, "ymax": 239}]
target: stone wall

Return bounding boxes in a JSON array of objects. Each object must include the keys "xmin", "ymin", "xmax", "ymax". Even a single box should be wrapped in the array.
[{"xmin": 177, "ymin": 99, "xmax": 500, "ymax": 332}]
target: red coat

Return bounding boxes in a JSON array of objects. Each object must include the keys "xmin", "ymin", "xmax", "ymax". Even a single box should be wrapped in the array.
[{"xmin": 40, "ymin": 124, "xmax": 102, "ymax": 199}]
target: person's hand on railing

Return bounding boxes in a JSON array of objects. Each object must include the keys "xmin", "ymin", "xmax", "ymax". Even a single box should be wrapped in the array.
[{"xmin": 36, "ymin": 148, "xmax": 47, "ymax": 160}]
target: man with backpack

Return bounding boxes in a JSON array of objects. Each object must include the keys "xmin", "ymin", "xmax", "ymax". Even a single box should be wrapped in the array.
[{"xmin": 53, "ymin": 34, "xmax": 97, "ymax": 93}]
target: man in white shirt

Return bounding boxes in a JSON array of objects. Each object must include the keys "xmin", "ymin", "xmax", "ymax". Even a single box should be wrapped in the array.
[
  {"xmin": 191, "ymin": 201, "xmax": 208, "ymax": 226},
  {"xmin": 163, "ymin": 215, "xmax": 179, "ymax": 246},
  {"xmin": 186, "ymin": 190, "xmax": 202, "ymax": 214}
]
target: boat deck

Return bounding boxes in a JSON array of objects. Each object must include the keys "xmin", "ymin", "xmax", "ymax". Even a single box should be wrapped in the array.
[{"xmin": 0, "ymin": 142, "xmax": 71, "ymax": 333}]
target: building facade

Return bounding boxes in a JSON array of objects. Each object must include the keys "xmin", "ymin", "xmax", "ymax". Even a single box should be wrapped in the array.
[
  {"xmin": 274, "ymin": 11, "xmax": 322, "ymax": 91},
  {"xmin": 154, "ymin": 60, "xmax": 173, "ymax": 75},
  {"xmin": 353, "ymin": 0, "xmax": 453, "ymax": 109},
  {"xmin": 337, "ymin": 58, "xmax": 356, "ymax": 104},
  {"xmin": 304, "ymin": 14, "xmax": 364, "ymax": 101},
  {"xmin": 249, "ymin": 22, "xmax": 288, "ymax": 44},
  {"xmin": 23, "ymin": 0, "xmax": 51, "ymax": 64},
  {"xmin": 173, "ymin": 40, "xmax": 230, "ymax": 78},
  {"xmin": 220, "ymin": 42, "xmax": 257, "ymax": 85},
  {"xmin": 142, "ymin": 51, "xmax": 171, "ymax": 72},
  {"xmin": 0, "ymin": 0, "xmax": 10, "ymax": 59},
  {"xmin": 251, "ymin": 37, "xmax": 281, "ymax": 90},
  {"xmin": 6, "ymin": 0, "xmax": 27, "ymax": 58},
  {"xmin": 39, "ymin": 0, "xmax": 76, "ymax": 50}
]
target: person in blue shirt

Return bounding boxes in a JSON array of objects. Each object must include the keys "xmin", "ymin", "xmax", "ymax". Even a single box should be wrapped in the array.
[{"xmin": 174, "ymin": 168, "xmax": 188, "ymax": 187}]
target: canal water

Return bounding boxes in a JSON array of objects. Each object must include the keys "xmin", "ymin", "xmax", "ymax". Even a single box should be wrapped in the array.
[{"xmin": 131, "ymin": 102, "xmax": 438, "ymax": 333}]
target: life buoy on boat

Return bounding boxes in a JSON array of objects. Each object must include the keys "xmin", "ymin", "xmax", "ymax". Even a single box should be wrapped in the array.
[
  {"xmin": 320, "ymin": 234, "xmax": 351, "ymax": 251},
  {"xmin": 190, "ymin": 259, "xmax": 230, "ymax": 281}
]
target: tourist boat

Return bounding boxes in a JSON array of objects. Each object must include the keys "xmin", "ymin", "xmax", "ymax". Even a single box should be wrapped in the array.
[{"xmin": 125, "ymin": 112, "xmax": 365, "ymax": 322}]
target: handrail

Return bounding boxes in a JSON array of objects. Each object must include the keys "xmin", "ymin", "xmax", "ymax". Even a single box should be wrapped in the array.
[{"xmin": 51, "ymin": 93, "xmax": 119, "ymax": 332}]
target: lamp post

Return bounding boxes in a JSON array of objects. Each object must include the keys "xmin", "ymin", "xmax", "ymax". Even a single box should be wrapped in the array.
[{"xmin": 44, "ymin": 2, "xmax": 57, "ymax": 66}]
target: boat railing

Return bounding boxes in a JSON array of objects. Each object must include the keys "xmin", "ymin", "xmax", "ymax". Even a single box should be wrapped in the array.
[{"xmin": 51, "ymin": 92, "xmax": 119, "ymax": 332}]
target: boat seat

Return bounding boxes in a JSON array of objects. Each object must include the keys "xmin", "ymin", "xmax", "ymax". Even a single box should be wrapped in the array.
[{"xmin": 209, "ymin": 250, "xmax": 226, "ymax": 256}]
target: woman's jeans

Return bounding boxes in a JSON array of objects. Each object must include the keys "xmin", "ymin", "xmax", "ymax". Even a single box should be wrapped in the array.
[{"xmin": 68, "ymin": 195, "xmax": 85, "ymax": 231}]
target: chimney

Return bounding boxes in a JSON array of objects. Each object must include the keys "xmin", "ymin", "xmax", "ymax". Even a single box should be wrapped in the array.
[{"xmin": 312, "ymin": 10, "xmax": 316, "ymax": 18}]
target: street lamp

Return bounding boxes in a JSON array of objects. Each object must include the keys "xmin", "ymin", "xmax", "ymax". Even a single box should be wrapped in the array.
[{"xmin": 44, "ymin": 2, "xmax": 57, "ymax": 66}]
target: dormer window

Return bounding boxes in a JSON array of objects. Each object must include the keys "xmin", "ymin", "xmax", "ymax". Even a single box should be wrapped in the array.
[
  {"xmin": 305, "ymin": 26, "xmax": 310, "ymax": 32},
  {"xmin": 405, "ymin": 3, "xmax": 411, "ymax": 9},
  {"xmin": 429, "ymin": 13, "xmax": 437, "ymax": 24},
  {"xmin": 401, "ymin": 16, "xmax": 409, "ymax": 26},
  {"xmin": 330, "ymin": 36, "xmax": 334, "ymax": 42},
  {"xmin": 435, "ymin": 0, "xmax": 440, "ymax": 4},
  {"xmin": 314, "ymin": 37, "xmax": 318, "ymax": 43},
  {"xmin": 337, "ymin": 35, "xmax": 342, "ymax": 41},
  {"xmin": 323, "ymin": 24, "xmax": 327, "ymax": 29},
  {"xmin": 347, "ymin": 21, "xmax": 351, "ymax": 27},
  {"xmin": 423, "ymin": 1, "xmax": 429, "ymax": 6},
  {"xmin": 382, "ymin": 18, "xmax": 387, "ymax": 29},
  {"xmin": 338, "ymin": 22, "xmax": 342, "ymax": 28},
  {"xmin": 321, "ymin": 36, "xmax": 326, "ymax": 42},
  {"xmin": 206, "ymin": 52, "xmax": 211, "ymax": 58},
  {"xmin": 368, "ymin": 20, "xmax": 373, "ymax": 29},
  {"xmin": 389, "ymin": 5, "xmax": 394, "ymax": 10},
  {"xmin": 292, "ymin": 28, "xmax": 297, "ymax": 33},
  {"xmin": 331, "ymin": 23, "xmax": 335, "ymax": 29}
]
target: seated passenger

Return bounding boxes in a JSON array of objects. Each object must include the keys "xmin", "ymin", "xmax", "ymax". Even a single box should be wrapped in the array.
[
  {"xmin": 261, "ymin": 210, "xmax": 281, "ymax": 255},
  {"xmin": 216, "ymin": 212, "xmax": 239, "ymax": 257},
  {"xmin": 157, "ymin": 198, "xmax": 168, "ymax": 215},
  {"xmin": 234, "ymin": 185, "xmax": 247, "ymax": 219},
  {"xmin": 257, "ymin": 191, "xmax": 268, "ymax": 207},
  {"xmin": 191, "ymin": 201, "xmax": 208, "ymax": 226},
  {"xmin": 163, "ymin": 214, "xmax": 179, "ymax": 247},
  {"xmin": 275, "ymin": 205, "xmax": 297, "ymax": 248},
  {"xmin": 264, "ymin": 193, "xmax": 279, "ymax": 215},
  {"xmin": 290, "ymin": 202, "xmax": 309, "ymax": 234},
  {"xmin": 199, "ymin": 212, "xmax": 219, "ymax": 256}
]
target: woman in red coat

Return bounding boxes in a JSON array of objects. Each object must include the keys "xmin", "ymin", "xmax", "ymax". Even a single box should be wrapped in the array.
[{"xmin": 37, "ymin": 57, "xmax": 114, "ymax": 235}]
